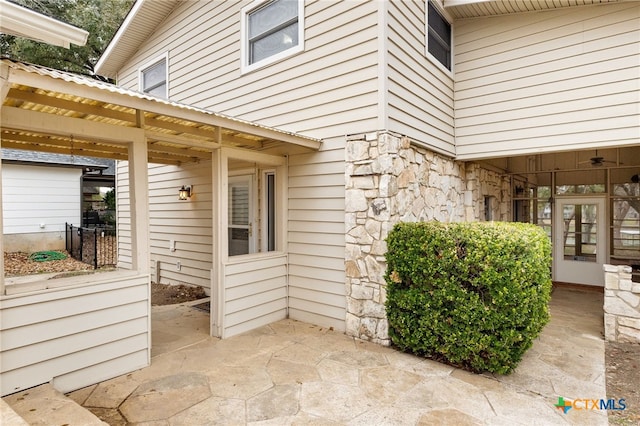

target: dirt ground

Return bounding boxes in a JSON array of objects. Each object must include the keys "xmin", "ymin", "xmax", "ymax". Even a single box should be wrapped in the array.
[
  {"xmin": 151, "ymin": 282, "xmax": 207, "ymax": 305},
  {"xmin": 605, "ymin": 341, "xmax": 640, "ymax": 425},
  {"xmin": 3, "ymin": 252, "xmax": 639, "ymax": 422}
]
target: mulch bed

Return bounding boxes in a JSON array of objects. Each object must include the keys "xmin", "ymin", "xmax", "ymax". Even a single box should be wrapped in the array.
[
  {"xmin": 4, "ymin": 251, "xmax": 93, "ymax": 277},
  {"xmin": 606, "ymin": 341, "xmax": 640, "ymax": 425}
]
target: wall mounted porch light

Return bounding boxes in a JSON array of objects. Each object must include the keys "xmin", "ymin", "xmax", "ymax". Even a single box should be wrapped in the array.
[{"xmin": 178, "ymin": 185, "xmax": 192, "ymax": 200}]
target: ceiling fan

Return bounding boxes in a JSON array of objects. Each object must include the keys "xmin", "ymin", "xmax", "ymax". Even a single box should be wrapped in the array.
[{"xmin": 578, "ymin": 150, "xmax": 617, "ymax": 167}]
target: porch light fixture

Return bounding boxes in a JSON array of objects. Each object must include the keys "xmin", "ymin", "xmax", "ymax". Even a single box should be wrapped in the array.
[{"xmin": 178, "ymin": 185, "xmax": 192, "ymax": 200}]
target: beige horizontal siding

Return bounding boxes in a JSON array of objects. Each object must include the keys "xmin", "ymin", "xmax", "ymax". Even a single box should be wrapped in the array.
[
  {"xmin": 116, "ymin": 161, "xmax": 132, "ymax": 270},
  {"xmin": 454, "ymin": 2, "xmax": 640, "ymax": 159},
  {"xmin": 148, "ymin": 162, "xmax": 213, "ymax": 290},
  {"xmin": 113, "ymin": 1, "xmax": 384, "ymax": 333},
  {"xmin": 115, "ymin": 0, "xmax": 379, "ymax": 140},
  {"xmin": 222, "ymin": 255, "xmax": 288, "ymax": 338},
  {"xmin": 386, "ymin": 0, "xmax": 456, "ymax": 156},
  {"xmin": 0, "ymin": 275, "xmax": 149, "ymax": 396},
  {"xmin": 287, "ymin": 142, "xmax": 345, "ymax": 331},
  {"xmin": 117, "ymin": 160, "xmax": 214, "ymax": 289}
]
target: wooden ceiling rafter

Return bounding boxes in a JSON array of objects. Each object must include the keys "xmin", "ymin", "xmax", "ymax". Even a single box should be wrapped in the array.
[
  {"xmin": 6, "ymin": 87, "xmax": 137, "ymax": 124},
  {"xmin": 147, "ymin": 142, "xmax": 211, "ymax": 160},
  {"xmin": 0, "ymin": 140, "xmax": 129, "ymax": 161},
  {"xmin": 5, "ymin": 85, "xmax": 277, "ymax": 153}
]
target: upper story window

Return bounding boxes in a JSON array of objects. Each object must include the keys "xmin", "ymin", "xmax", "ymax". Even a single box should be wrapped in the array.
[
  {"xmin": 139, "ymin": 54, "xmax": 168, "ymax": 98},
  {"xmin": 426, "ymin": 1, "xmax": 452, "ymax": 71},
  {"xmin": 241, "ymin": 0, "xmax": 304, "ymax": 73}
]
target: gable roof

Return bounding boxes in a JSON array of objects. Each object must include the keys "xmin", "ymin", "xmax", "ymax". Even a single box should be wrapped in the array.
[
  {"xmin": 95, "ymin": 0, "xmax": 178, "ymax": 78},
  {"xmin": 1, "ymin": 58, "xmax": 321, "ymax": 165},
  {"xmin": 0, "ymin": 0, "xmax": 88, "ymax": 48}
]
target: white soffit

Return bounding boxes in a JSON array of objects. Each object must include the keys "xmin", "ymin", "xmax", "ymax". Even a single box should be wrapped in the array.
[
  {"xmin": 0, "ymin": 0, "xmax": 88, "ymax": 48},
  {"xmin": 94, "ymin": 0, "xmax": 179, "ymax": 78},
  {"xmin": 444, "ymin": 0, "xmax": 622, "ymax": 19}
]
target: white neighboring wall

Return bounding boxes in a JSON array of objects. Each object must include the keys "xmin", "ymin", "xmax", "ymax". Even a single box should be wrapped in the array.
[{"xmin": 2, "ymin": 164, "xmax": 81, "ymax": 252}]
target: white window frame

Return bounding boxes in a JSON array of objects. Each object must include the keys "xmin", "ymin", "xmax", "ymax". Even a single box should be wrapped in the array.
[
  {"xmin": 261, "ymin": 169, "xmax": 277, "ymax": 252},
  {"xmin": 425, "ymin": 0, "xmax": 454, "ymax": 76},
  {"xmin": 240, "ymin": 0, "xmax": 305, "ymax": 74},
  {"xmin": 138, "ymin": 52, "xmax": 169, "ymax": 98}
]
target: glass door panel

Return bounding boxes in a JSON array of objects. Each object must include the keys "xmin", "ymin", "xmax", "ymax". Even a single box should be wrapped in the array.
[{"xmin": 554, "ymin": 197, "xmax": 606, "ymax": 286}]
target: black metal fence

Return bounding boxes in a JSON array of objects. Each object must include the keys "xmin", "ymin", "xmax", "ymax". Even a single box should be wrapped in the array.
[{"xmin": 65, "ymin": 223, "xmax": 117, "ymax": 269}]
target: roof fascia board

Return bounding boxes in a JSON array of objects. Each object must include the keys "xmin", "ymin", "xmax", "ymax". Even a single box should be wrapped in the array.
[
  {"xmin": 222, "ymin": 146, "xmax": 286, "ymax": 167},
  {"xmin": 5, "ymin": 64, "xmax": 322, "ymax": 150},
  {"xmin": 94, "ymin": 0, "xmax": 146, "ymax": 76},
  {"xmin": 0, "ymin": 0, "xmax": 88, "ymax": 48}
]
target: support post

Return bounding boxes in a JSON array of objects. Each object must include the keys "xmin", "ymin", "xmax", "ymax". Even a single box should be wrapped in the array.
[
  {"xmin": 129, "ymin": 111, "xmax": 150, "ymax": 273},
  {"xmin": 211, "ymin": 147, "xmax": 226, "ymax": 338}
]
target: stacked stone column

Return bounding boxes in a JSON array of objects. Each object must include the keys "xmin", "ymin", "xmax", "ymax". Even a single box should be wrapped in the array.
[
  {"xmin": 344, "ymin": 131, "xmax": 512, "ymax": 343},
  {"xmin": 604, "ymin": 264, "xmax": 640, "ymax": 343}
]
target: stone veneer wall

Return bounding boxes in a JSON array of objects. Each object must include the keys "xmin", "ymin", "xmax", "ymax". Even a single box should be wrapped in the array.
[
  {"xmin": 345, "ymin": 131, "xmax": 510, "ymax": 344},
  {"xmin": 603, "ymin": 264, "xmax": 640, "ymax": 343}
]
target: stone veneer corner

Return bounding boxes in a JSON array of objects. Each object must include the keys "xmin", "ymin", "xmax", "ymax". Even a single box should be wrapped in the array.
[
  {"xmin": 344, "ymin": 131, "xmax": 510, "ymax": 344},
  {"xmin": 603, "ymin": 264, "xmax": 640, "ymax": 343}
]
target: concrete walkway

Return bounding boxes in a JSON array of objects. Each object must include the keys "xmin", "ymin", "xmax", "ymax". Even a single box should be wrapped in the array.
[{"xmin": 6, "ymin": 287, "xmax": 607, "ymax": 425}]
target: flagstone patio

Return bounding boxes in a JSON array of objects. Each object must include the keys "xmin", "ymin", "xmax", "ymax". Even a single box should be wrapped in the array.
[{"xmin": 3, "ymin": 286, "xmax": 607, "ymax": 425}]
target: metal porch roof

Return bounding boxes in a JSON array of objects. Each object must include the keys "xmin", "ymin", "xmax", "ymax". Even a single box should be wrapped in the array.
[{"xmin": 0, "ymin": 58, "xmax": 321, "ymax": 165}]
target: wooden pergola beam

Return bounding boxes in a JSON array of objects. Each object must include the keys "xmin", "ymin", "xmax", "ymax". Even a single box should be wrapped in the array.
[
  {"xmin": 0, "ymin": 140, "xmax": 129, "ymax": 161},
  {"xmin": 2, "ymin": 106, "xmax": 143, "ymax": 144},
  {"xmin": 1, "ymin": 130, "xmax": 128, "ymax": 154},
  {"xmin": 145, "ymin": 130, "xmax": 220, "ymax": 150},
  {"xmin": 6, "ymin": 88, "xmax": 136, "ymax": 123},
  {"xmin": 147, "ymin": 142, "xmax": 211, "ymax": 159}
]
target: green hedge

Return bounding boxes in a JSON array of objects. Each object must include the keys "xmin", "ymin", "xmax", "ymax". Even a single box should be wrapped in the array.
[{"xmin": 385, "ymin": 221, "xmax": 552, "ymax": 374}]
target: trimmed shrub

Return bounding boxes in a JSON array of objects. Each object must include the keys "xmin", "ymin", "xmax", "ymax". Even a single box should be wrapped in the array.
[{"xmin": 385, "ymin": 221, "xmax": 552, "ymax": 374}]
